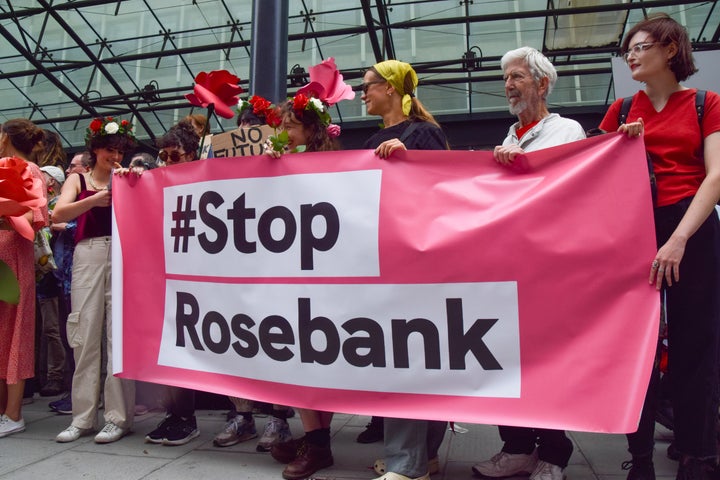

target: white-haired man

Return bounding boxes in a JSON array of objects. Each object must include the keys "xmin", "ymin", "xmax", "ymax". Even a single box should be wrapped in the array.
[{"xmin": 472, "ymin": 47, "xmax": 586, "ymax": 480}]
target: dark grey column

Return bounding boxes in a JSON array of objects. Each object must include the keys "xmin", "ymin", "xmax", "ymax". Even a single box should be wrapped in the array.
[{"xmin": 249, "ymin": 0, "xmax": 289, "ymax": 104}]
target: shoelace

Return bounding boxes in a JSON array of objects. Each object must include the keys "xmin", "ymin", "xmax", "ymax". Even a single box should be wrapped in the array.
[{"xmin": 100, "ymin": 423, "xmax": 118, "ymax": 433}]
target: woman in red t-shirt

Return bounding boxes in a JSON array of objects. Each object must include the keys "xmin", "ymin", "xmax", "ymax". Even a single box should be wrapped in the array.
[{"xmin": 600, "ymin": 13, "xmax": 720, "ymax": 480}]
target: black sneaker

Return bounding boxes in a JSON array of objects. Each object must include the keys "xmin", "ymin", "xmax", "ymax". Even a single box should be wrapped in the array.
[
  {"xmin": 162, "ymin": 416, "xmax": 200, "ymax": 446},
  {"xmin": 49, "ymin": 393, "xmax": 72, "ymax": 414},
  {"xmin": 145, "ymin": 414, "xmax": 182, "ymax": 444}
]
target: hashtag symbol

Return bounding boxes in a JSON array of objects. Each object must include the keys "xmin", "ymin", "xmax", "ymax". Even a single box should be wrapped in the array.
[{"xmin": 170, "ymin": 195, "xmax": 196, "ymax": 253}]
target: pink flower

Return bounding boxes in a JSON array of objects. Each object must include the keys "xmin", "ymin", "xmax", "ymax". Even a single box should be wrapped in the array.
[
  {"xmin": 296, "ymin": 57, "xmax": 355, "ymax": 106},
  {"xmin": 326, "ymin": 123, "xmax": 341, "ymax": 138},
  {"xmin": 185, "ymin": 70, "xmax": 243, "ymax": 119}
]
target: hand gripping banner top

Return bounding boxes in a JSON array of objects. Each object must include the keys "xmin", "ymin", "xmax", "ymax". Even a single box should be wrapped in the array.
[{"xmin": 111, "ymin": 132, "xmax": 659, "ymax": 433}]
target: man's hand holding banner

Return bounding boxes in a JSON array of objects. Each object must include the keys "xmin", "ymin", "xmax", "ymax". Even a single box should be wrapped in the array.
[{"xmin": 112, "ymin": 133, "xmax": 659, "ymax": 433}]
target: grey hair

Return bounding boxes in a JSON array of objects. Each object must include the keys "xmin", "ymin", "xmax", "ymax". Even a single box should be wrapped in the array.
[{"xmin": 500, "ymin": 46, "xmax": 557, "ymax": 98}]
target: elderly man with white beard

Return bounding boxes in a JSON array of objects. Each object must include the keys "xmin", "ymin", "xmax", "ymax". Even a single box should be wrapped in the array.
[{"xmin": 472, "ymin": 46, "xmax": 586, "ymax": 480}]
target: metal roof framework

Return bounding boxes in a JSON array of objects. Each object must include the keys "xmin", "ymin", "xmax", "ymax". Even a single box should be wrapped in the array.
[{"xmin": 0, "ymin": 0, "xmax": 718, "ymax": 151}]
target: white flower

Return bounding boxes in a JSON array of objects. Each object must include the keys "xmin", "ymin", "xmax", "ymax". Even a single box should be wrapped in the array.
[
  {"xmin": 104, "ymin": 122, "xmax": 119, "ymax": 134},
  {"xmin": 239, "ymin": 99, "xmax": 249, "ymax": 108},
  {"xmin": 309, "ymin": 98, "xmax": 324, "ymax": 112}
]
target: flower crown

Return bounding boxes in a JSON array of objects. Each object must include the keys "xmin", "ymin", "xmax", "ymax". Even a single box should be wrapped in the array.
[
  {"xmin": 290, "ymin": 93, "xmax": 331, "ymax": 127},
  {"xmin": 85, "ymin": 117, "xmax": 134, "ymax": 142},
  {"xmin": 237, "ymin": 95, "xmax": 282, "ymax": 128}
]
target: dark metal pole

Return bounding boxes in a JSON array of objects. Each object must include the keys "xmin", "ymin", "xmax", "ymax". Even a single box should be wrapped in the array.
[{"xmin": 250, "ymin": 0, "xmax": 289, "ymax": 103}]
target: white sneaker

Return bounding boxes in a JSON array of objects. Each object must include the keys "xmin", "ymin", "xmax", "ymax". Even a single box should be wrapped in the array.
[
  {"xmin": 256, "ymin": 416, "xmax": 291, "ymax": 452},
  {"xmin": 56, "ymin": 425, "xmax": 93, "ymax": 443},
  {"xmin": 0, "ymin": 415, "xmax": 25, "ymax": 438},
  {"xmin": 372, "ymin": 473, "xmax": 430, "ymax": 480},
  {"xmin": 529, "ymin": 460, "xmax": 564, "ymax": 480},
  {"xmin": 94, "ymin": 422, "xmax": 129, "ymax": 444},
  {"xmin": 472, "ymin": 450, "xmax": 539, "ymax": 478}
]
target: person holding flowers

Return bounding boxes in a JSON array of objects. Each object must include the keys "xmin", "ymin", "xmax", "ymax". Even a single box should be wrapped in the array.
[
  {"xmin": 260, "ymin": 58, "xmax": 353, "ymax": 480},
  {"xmin": 0, "ymin": 118, "xmax": 47, "ymax": 438},
  {"xmin": 52, "ymin": 116, "xmax": 137, "ymax": 444}
]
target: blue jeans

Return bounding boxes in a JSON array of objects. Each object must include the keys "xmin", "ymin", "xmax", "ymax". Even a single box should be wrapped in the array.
[{"xmin": 384, "ymin": 418, "xmax": 447, "ymax": 477}]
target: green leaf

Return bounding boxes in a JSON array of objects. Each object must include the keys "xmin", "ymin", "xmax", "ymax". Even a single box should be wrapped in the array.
[
  {"xmin": 269, "ymin": 130, "xmax": 290, "ymax": 152},
  {"xmin": 0, "ymin": 260, "xmax": 20, "ymax": 305},
  {"xmin": 292, "ymin": 145, "xmax": 307, "ymax": 153}
]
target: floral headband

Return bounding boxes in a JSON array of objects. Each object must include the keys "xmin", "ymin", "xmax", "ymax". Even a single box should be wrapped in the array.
[
  {"xmin": 237, "ymin": 95, "xmax": 282, "ymax": 128},
  {"xmin": 290, "ymin": 93, "xmax": 331, "ymax": 127},
  {"xmin": 85, "ymin": 117, "xmax": 134, "ymax": 142}
]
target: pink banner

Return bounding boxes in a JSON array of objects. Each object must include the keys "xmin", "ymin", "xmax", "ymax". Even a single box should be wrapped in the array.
[{"xmin": 112, "ymin": 132, "xmax": 659, "ymax": 433}]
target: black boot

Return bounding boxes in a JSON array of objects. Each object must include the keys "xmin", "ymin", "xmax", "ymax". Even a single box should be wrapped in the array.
[{"xmin": 622, "ymin": 454, "xmax": 656, "ymax": 480}]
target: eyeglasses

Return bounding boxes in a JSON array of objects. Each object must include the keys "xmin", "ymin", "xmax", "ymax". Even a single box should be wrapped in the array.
[
  {"xmin": 158, "ymin": 150, "xmax": 187, "ymax": 163},
  {"xmin": 623, "ymin": 42, "xmax": 667, "ymax": 62},
  {"xmin": 360, "ymin": 80, "xmax": 386, "ymax": 94}
]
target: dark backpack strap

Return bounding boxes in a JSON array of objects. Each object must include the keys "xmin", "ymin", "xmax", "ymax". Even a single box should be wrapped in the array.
[
  {"xmin": 618, "ymin": 96, "xmax": 633, "ymax": 125},
  {"xmin": 696, "ymin": 89, "xmax": 706, "ymax": 137},
  {"xmin": 399, "ymin": 121, "xmax": 419, "ymax": 144}
]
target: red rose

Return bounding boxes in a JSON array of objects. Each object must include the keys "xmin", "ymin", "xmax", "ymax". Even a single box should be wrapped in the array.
[
  {"xmin": 265, "ymin": 108, "xmax": 282, "ymax": 129},
  {"xmin": 184, "ymin": 70, "xmax": 243, "ymax": 119},
  {"xmin": 250, "ymin": 95, "xmax": 271, "ymax": 114},
  {"xmin": 293, "ymin": 93, "xmax": 309, "ymax": 114},
  {"xmin": 89, "ymin": 119, "xmax": 103, "ymax": 132},
  {"xmin": 121, "ymin": 120, "xmax": 130, "ymax": 127}
]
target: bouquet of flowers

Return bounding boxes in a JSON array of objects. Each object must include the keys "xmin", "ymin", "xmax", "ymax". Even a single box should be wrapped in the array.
[{"xmin": 85, "ymin": 117, "xmax": 134, "ymax": 142}]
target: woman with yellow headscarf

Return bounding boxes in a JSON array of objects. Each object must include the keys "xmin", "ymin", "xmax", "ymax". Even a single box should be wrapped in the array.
[
  {"xmin": 361, "ymin": 59, "xmax": 448, "ymax": 157},
  {"xmin": 360, "ymin": 59, "xmax": 448, "ymax": 480}
]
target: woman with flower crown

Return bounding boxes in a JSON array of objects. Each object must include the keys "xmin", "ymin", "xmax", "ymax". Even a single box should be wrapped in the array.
[
  {"xmin": 361, "ymin": 59, "xmax": 449, "ymax": 480},
  {"xmin": 0, "ymin": 118, "xmax": 48, "ymax": 438},
  {"xmin": 52, "ymin": 117, "xmax": 137, "ymax": 445},
  {"xmin": 259, "ymin": 58, "xmax": 353, "ymax": 480}
]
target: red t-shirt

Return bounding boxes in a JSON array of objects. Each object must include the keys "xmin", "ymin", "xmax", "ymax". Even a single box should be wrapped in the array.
[{"xmin": 599, "ymin": 89, "xmax": 720, "ymax": 207}]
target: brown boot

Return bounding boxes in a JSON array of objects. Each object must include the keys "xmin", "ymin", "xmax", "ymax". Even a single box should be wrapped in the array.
[
  {"xmin": 271, "ymin": 436, "xmax": 305, "ymax": 464},
  {"xmin": 281, "ymin": 443, "xmax": 333, "ymax": 480}
]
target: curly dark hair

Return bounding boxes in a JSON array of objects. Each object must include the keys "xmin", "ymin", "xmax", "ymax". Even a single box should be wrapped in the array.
[
  {"xmin": 87, "ymin": 130, "xmax": 136, "ymax": 167},
  {"xmin": 279, "ymin": 100, "xmax": 337, "ymax": 152},
  {"xmin": 156, "ymin": 120, "xmax": 200, "ymax": 160},
  {"xmin": 621, "ymin": 13, "xmax": 697, "ymax": 82}
]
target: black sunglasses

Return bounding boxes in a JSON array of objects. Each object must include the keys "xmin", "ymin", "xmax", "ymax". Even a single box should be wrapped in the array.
[
  {"xmin": 158, "ymin": 150, "xmax": 186, "ymax": 163},
  {"xmin": 360, "ymin": 80, "xmax": 386, "ymax": 94}
]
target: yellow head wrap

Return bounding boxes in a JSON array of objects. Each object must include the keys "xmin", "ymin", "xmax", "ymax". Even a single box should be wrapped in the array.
[{"xmin": 373, "ymin": 60, "xmax": 417, "ymax": 116}]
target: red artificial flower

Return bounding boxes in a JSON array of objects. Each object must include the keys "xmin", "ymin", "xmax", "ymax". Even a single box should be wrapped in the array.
[
  {"xmin": 0, "ymin": 156, "xmax": 47, "ymax": 240},
  {"xmin": 250, "ymin": 95, "xmax": 271, "ymax": 114},
  {"xmin": 265, "ymin": 107, "xmax": 283, "ymax": 129},
  {"xmin": 89, "ymin": 118, "xmax": 103, "ymax": 133},
  {"xmin": 121, "ymin": 119, "xmax": 129, "ymax": 127},
  {"xmin": 185, "ymin": 70, "xmax": 243, "ymax": 119},
  {"xmin": 293, "ymin": 93, "xmax": 309, "ymax": 114}
]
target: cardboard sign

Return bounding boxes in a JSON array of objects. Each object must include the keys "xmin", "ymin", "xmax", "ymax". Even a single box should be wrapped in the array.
[{"xmin": 211, "ymin": 125, "xmax": 273, "ymax": 158}]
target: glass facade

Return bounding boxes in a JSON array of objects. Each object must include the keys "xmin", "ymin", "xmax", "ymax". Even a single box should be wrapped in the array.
[{"xmin": 0, "ymin": 0, "xmax": 718, "ymax": 149}]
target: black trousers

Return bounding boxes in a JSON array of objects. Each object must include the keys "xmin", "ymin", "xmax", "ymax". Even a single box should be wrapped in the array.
[
  {"xmin": 651, "ymin": 198, "xmax": 720, "ymax": 458},
  {"xmin": 498, "ymin": 426, "xmax": 573, "ymax": 468}
]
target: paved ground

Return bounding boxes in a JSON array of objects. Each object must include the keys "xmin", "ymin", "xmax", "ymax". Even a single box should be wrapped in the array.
[{"xmin": 0, "ymin": 393, "xmax": 678, "ymax": 480}]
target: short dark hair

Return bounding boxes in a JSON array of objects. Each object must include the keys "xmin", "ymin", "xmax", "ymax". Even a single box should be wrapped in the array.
[
  {"xmin": 156, "ymin": 120, "xmax": 200, "ymax": 160},
  {"xmin": 621, "ymin": 13, "xmax": 697, "ymax": 82}
]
